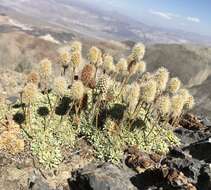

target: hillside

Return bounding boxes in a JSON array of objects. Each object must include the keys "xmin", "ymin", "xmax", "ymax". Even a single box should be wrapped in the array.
[{"xmin": 0, "ymin": 0, "xmax": 211, "ymax": 44}]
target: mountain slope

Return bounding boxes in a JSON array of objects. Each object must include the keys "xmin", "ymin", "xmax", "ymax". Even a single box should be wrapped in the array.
[{"xmin": 0, "ymin": 0, "xmax": 211, "ymax": 44}]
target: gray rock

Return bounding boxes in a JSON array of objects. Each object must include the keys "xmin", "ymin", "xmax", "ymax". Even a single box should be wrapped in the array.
[
  {"xmin": 162, "ymin": 155, "xmax": 202, "ymax": 184},
  {"xmin": 202, "ymin": 117, "xmax": 211, "ymax": 127},
  {"xmin": 174, "ymin": 127, "xmax": 211, "ymax": 147},
  {"xmin": 197, "ymin": 114, "xmax": 211, "ymax": 127},
  {"xmin": 7, "ymin": 96, "xmax": 19, "ymax": 104},
  {"xmin": 69, "ymin": 162, "xmax": 137, "ymax": 190},
  {"xmin": 28, "ymin": 171, "xmax": 51, "ymax": 190}
]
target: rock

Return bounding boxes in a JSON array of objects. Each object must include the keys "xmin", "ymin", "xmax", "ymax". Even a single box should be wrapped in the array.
[
  {"xmin": 130, "ymin": 168, "xmax": 165, "ymax": 190},
  {"xmin": 0, "ymin": 154, "xmax": 12, "ymax": 166},
  {"xmin": 168, "ymin": 147, "xmax": 186, "ymax": 159},
  {"xmin": 198, "ymin": 115, "xmax": 211, "ymax": 127},
  {"xmin": 131, "ymin": 167, "xmax": 196, "ymax": 190},
  {"xmin": 69, "ymin": 162, "xmax": 137, "ymax": 190},
  {"xmin": 197, "ymin": 164, "xmax": 211, "ymax": 190},
  {"xmin": 7, "ymin": 96, "xmax": 18, "ymax": 104},
  {"xmin": 28, "ymin": 171, "xmax": 51, "ymax": 190},
  {"xmin": 162, "ymin": 155, "xmax": 202, "ymax": 184},
  {"xmin": 174, "ymin": 127, "xmax": 211, "ymax": 147},
  {"xmin": 185, "ymin": 139, "xmax": 211, "ymax": 162},
  {"xmin": 203, "ymin": 117, "xmax": 211, "ymax": 127}
]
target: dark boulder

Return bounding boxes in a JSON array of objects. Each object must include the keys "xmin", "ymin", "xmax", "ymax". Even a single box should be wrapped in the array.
[
  {"xmin": 197, "ymin": 164, "xmax": 211, "ymax": 190},
  {"xmin": 184, "ymin": 139, "xmax": 211, "ymax": 162},
  {"xmin": 130, "ymin": 167, "xmax": 196, "ymax": 190},
  {"xmin": 162, "ymin": 155, "xmax": 202, "ymax": 184},
  {"xmin": 69, "ymin": 163, "xmax": 137, "ymax": 190}
]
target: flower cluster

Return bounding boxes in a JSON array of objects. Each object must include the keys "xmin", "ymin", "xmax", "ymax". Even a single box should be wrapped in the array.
[{"xmin": 0, "ymin": 41, "xmax": 195, "ymax": 168}]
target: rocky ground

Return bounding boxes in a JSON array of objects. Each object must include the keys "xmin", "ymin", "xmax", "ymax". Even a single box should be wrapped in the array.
[{"xmin": 0, "ymin": 113, "xmax": 211, "ymax": 190}]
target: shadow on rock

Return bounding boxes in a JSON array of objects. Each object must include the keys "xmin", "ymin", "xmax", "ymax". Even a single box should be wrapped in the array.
[{"xmin": 69, "ymin": 163, "xmax": 137, "ymax": 190}]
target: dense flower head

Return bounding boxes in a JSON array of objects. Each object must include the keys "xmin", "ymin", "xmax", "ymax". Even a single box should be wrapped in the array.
[
  {"xmin": 154, "ymin": 67, "xmax": 169, "ymax": 92},
  {"xmin": 71, "ymin": 51, "xmax": 81, "ymax": 67},
  {"xmin": 39, "ymin": 58, "xmax": 52, "ymax": 79},
  {"xmin": 137, "ymin": 61, "xmax": 146, "ymax": 73},
  {"xmin": 53, "ymin": 76, "xmax": 67, "ymax": 96},
  {"xmin": 97, "ymin": 75, "xmax": 109, "ymax": 94},
  {"xmin": 125, "ymin": 83, "xmax": 140, "ymax": 114},
  {"xmin": 156, "ymin": 95, "xmax": 171, "ymax": 115},
  {"xmin": 88, "ymin": 46, "xmax": 100, "ymax": 65},
  {"xmin": 70, "ymin": 81, "xmax": 85, "ymax": 100},
  {"xmin": 132, "ymin": 43, "xmax": 146, "ymax": 61},
  {"xmin": 184, "ymin": 94, "xmax": 195, "ymax": 110},
  {"xmin": 81, "ymin": 64, "xmax": 96, "ymax": 86},
  {"xmin": 58, "ymin": 47, "xmax": 71, "ymax": 67},
  {"xmin": 178, "ymin": 88, "xmax": 189, "ymax": 102},
  {"xmin": 22, "ymin": 83, "xmax": 39, "ymax": 104},
  {"xmin": 103, "ymin": 54, "xmax": 115, "ymax": 73},
  {"xmin": 171, "ymin": 95, "xmax": 185, "ymax": 117},
  {"xmin": 70, "ymin": 41, "xmax": 82, "ymax": 52},
  {"xmin": 26, "ymin": 71, "xmax": 40, "ymax": 85},
  {"xmin": 140, "ymin": 79, "xmax": 157, "ymax": 103},
  {"xmin": 168, "ymin": 77, "xmax": 181, "ymax": 94},
  {"xmin": 124, "ymin": 83, "xmax": 140, "ymax": 105},
  {"xmin": 106, "ymin": 120, "xmax": 120, "ymax": 136},
  {"xmin": 116, "ymin": 58, "xmax": 128, "ymax": 74},
  {"xmin": 87, "ymin": 78, "xmax": 96, "ymax": 89}
]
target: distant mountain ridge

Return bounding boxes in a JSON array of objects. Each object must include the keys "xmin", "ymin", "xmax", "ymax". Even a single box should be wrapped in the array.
[{"xmin": 0, "ymin": 0, "xmax": 211, "ymax": 44}]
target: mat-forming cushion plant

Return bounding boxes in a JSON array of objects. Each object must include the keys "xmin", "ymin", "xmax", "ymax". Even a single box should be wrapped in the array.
[{"xmin": 0, "ymin": 41, "xmax": 195, "ymax": 168}]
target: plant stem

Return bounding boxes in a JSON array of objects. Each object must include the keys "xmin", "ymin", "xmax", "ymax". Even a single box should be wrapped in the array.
[
  {"xmin": 117, "ymin": 74, "xmax": 130, "ymax": 98},
  {"xmin": 46, "ymin": 92, "xmax": 52, "ymax": 110},
  {"xmin": 20, "ymin": 124, "xmax": 33, "ymax": 139},
  {"xmin": 72, "ymin": 67, "xmax": 75, "ymax": 84},
  {"xmin": 91, "ymin": 95, "xmax": 102, "ymax": 123},
  {"xmin": 152, "ymin": 114, "xmax": 169, "ymax": 144},
  {"xmin": 128, "ymin": 101, "xmax": 144, "ymax": 130},
  {"xmin": 20, "ymin": 92, "xmax": 27, "ymax": 126},
  {"xmin": 95, "ymin": 109, "xmax": 99, "ymax": 128},
  {"xmin": 143, "ymin": 103, "xmax": 152, "ymax": 123},
  {"xmin": 172, "ymin": 115, "xmax": 180, "ymax": 127},
  {"xmin": 44, "ymin": 117, "xmax": 47, "ymax": 131},
  {"xmin": 47, "ymin": 96, "xmax": 59, "ymax": 127},
  {"xmin": 28, "ymin": 103, "xmax": 31, "ymax": 128},
  {"xmin": 66, "ymin": 101, "xmax": 75, "ymax": 117},
  {"xmin": 94, "ymin": 65, "xmax": 98, "ymax": 80},
  {"xmin": 145, "ymin": 114, "xmax": 160, "ymax": 140},
  {"xmin": 60, "ymin": 116, "xmax": 63, "ymax": 124}
]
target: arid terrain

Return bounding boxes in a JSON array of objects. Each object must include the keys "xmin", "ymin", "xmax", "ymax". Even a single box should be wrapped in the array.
[{"xmin": 0, "ymin": 1, "xmax": 211, "ymax": 190}]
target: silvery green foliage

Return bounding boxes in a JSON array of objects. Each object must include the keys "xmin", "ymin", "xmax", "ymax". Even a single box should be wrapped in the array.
[{"xmin": 31, "ymin": 132, "xmax": 63, "ymax": 169}]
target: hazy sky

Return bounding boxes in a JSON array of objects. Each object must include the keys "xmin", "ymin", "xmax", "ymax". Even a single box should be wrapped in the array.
[{"xmin": 83, "ymin": 0, "xmax": 211, "ymax": 36}]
